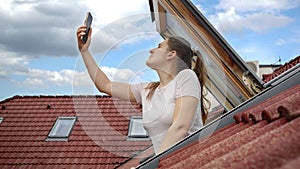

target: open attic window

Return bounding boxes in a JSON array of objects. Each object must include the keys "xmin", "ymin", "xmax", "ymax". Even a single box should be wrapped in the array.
[
  {"xmin": 127, "ymin": 116, "xmax": 149, "ymax": 140},
  {"xmin": 150, "ymin": 0, "xmax": 265, "ymax": 118},
  {"xmin": 0, "ymin": 117, "xmax": 3, "ymax": 124},
  {"xmin": 46, "ymin": 117, "xmax": 77, "ymax": 141}
]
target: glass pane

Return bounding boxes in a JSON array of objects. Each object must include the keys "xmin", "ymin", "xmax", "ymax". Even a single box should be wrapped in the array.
[
  {"xmin": 49, "ymin": 117, "xmax": 76, "ymax": 138},
  {"xmin": 129, "ymin": 117, "xmax": 148, "ymax": 137},
  {"xmin": 164, "ymin": 13, "xmax": 249, "ymax": 111}
]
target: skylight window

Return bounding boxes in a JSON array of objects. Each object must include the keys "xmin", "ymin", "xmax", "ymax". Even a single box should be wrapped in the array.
[
  {"xmin": 128, "ymin": 116, "xmax": 148, "ymax": 139},
  {"xmin": 46, "ymin": 117, "xmax": 76, "ymax": 141},
  {"xmin": 0, "ymin": 117, "xmax": 3, "ymax": 124}
]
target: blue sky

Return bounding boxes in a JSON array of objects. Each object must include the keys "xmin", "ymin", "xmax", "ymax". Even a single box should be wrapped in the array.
[{"xmin": 0, "ymin": 0, "xmax": 299, "ymax": 101}]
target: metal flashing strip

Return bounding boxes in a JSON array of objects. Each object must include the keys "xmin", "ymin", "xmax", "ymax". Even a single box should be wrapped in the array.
[{"xmin": 264, "ymin": 63, "xmax": 300, "ymax": 88}]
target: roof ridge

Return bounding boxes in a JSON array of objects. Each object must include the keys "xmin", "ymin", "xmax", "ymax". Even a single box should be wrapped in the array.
[
  {"xmin": 0, "ymin": 95, "xmax": 20, "ymax": 104},
  {"xmin": 274, "ymin": 55, "xmax": 300, "ymax": 71},
  {"xmin": 263, "ymin": 55, "xmax": 300, "ymax": 82},
  {"xmin": 0, "ymin": 95, "xmax": 112, "ymax": 104}
]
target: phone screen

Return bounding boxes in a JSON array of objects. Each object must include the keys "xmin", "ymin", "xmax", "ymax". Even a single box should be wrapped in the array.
[{"xmin": 82, "ymin": 12, "xmax": 93, "ymax": 43}]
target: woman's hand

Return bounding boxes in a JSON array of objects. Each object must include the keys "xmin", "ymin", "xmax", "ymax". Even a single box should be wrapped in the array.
[{"xmin": 76, "ymin": 25, "xmax": 92, "ymax": 53}]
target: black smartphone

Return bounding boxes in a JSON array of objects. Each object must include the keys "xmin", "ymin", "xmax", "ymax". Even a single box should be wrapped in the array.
[{"xmin": 82, "ymin": 12, "xmax": 93, "ymax": 43}]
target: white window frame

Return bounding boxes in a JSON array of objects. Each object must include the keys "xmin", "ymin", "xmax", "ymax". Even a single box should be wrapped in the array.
[
  {"xmin": 127, "ymin": 116, "xmax": 149, "ymax": 140},
  {"xmin": 0, "ymin": 117, "xmax": 3, "ymax": 123},
  {"xmin": 46, "ymin": 116, "xmax": 77, "ymax": 141}
]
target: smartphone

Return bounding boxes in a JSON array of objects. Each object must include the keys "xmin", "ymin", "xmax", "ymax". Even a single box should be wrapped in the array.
[{"xmin": 82, "ymin": 12, "xmax": 93, "ymax": 43}]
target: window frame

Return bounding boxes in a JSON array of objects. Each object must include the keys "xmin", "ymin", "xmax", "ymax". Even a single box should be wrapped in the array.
[
  {"xmin": 46, "ymin": 116, "xmax": 77, "ymax": 141},
  {"xmin": 0, "ymin": 117, "xmax": 3, "ymax": 124}
]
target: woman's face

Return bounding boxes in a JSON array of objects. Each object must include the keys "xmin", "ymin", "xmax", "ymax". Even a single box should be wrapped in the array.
[{"xmin": 146, "ymin": 40, "xmax": 170, "ymax": 70}]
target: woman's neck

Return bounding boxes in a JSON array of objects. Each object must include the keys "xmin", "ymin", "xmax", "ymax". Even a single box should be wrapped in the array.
[{"xmin": 157, "ymin": 69, "xmax": 177, "ymax": 87}]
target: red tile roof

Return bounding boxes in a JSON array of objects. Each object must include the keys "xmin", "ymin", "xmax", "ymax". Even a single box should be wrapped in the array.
[
  {"xmin": 0, "ymin": 95, "xmax": 152, "ymax": 168},
  {"xmin": 263, "ymin": 55, "xmax": 300, "ymax": 82},
  {"xmin": 157, "ymin": 83, "xmax": 300, "ymax": 169}
]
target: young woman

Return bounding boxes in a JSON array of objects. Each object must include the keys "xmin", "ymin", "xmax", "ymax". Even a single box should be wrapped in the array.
[{"xmin": 76, "ymin": 25, "xmax": 208, "ymax": 154}]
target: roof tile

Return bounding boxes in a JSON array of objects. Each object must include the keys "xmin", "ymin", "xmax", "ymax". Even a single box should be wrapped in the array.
[
  {"xmin": 157, "ymin": 84, "xmax": 300, "ymax": 169},
  {"xmin": 0, "ymin": 95, "xmax": 151, "ymax": 168},
  {"xmin": 201, "ymin": 117, "xmax": 300, "ymax": 169}
]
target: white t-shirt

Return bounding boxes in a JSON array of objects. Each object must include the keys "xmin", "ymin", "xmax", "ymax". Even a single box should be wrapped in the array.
[{"xmin": 130, "ymin": 69, "xmax": 203, "ymax": 154}]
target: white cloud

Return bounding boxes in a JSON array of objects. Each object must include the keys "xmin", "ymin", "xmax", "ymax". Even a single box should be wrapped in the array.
[
  {"xmin": 22, "ymin": 78, "xmax": 46, "ymax": 88},
  {"xmin": 0, "ymin": 50, "xmax": 29, "ymax": 78},
  {"xmin": 209, "ymin": 7, "xmax": 242, "ymax": 32},
  {"xmin": 216, "ymin": 0, "xmax": 300, "ymax": 12},
  {"xmin": 85, "ymin": 0, "xmax": 148, "ymax": 26},
  {"xmin": 248, "ymin": 13, "xmax": 293, "ymax": 33},
  {"xmin": 73, "ymin": 70, "xmax": 91, "ymax": 87},
  {"xmin": 0, "ymin": 0, "xmax": 88, "ymax": 58},
  {"xmin": 0, "ymin": 0, "xmax": 154, "ymax": 96},
  {"xmin": 210, "ymin": 10, "xmax": 293, "ymax": 33},
  {"xmin": 27, "ymin": 69, "xmax": 72, "ymax": 86},
  {"xmin": 90, "ymin": 14, "xmax": 157, "ymax": 54},
  {"xmin": 195, "ymin": 4, "xmax": 206, "ymax": 15},
  {"xmin": 209, "ymin": 0, "xmax": 298, "ymax": 33},
  {"xmin": 275, "ymin": 38, "xmax": 287, "ymax": 45},
  {"xmin": 6, "ymin": 62, "xmax": 137, "ymax": 90},
  {"xmin": 0, "ymin": 0, "xmax": 150, "ymax": 59},
  {"xmin": 11, "ymin": 68, "xmax": 73, "ymax": 88},
  {"xmin": 100, "ymin": 66, "xmax": 135, "ymax": 83}
]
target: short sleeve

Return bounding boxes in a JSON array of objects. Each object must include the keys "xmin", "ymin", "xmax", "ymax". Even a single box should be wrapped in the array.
[
  {"xmin": 130, "ymin": 83, "xmax": 148, "ymax": 104},
  {"xmin": 175, "ymin": 69, "xmax": 201, "ymax": 99}
]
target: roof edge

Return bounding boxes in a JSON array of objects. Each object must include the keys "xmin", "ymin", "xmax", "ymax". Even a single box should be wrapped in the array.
[{"xmin": 0, "ymin": 94, "xmax": 111, "ymax": 104}]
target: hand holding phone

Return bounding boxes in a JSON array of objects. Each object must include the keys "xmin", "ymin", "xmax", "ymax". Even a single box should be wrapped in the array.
[{"xmin": 82, "ymin": 12, "xmax": 93, "ymax": 43}]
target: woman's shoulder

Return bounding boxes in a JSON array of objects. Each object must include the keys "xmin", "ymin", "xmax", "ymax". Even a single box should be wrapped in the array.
[
  {"xmin": 174, "ymin": 69, "xmax": 201, "ymax": 98},
  {"xmin": 131, "ymin": 82, "xmax": 150, "ymax": 87},
  {"xmin": 176, "ymin": 69, "xmax": 198, "ymax": 79},
  {"xmin": 178, "ymin": 69, "xmax": 195, "ymax": 75}
]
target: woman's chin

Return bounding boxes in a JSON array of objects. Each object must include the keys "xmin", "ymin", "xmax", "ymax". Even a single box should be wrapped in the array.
[{"xmin": 146, "ymin": 59, "xmax": 151, "ymax": 67}]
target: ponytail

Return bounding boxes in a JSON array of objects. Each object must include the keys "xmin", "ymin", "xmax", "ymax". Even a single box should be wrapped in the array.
[{"xmin": 192, "ymin": 50, "xmax": 210, "ymax": 124}]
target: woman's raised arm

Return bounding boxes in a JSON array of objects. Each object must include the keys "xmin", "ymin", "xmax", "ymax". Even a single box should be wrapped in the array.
[{"xmin": 76, "ymin": 25, "xmax": 136, "ymax": 102}]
